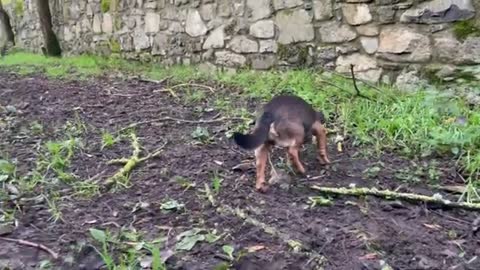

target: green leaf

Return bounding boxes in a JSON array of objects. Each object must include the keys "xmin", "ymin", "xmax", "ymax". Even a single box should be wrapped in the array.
[
  {"xmin": 205, "ymin": 232, "xmax": 222, "ymax": 243},
  {"xmin": 89, "ymin": 228, "xmax": 106, "ymax": 243},
  {"xmin": 175, "ymin": 234, "xmax": 205, "ymax": 251},
  {"xmin": 160, "ymin": 199, "xmax": 185, "ymax": 211},
  {"xmin": 222, "ymin": 245, "xmax": 235, "ymax": 260}
]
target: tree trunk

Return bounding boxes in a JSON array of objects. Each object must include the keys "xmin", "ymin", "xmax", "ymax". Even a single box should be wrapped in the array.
[
  {"xmin": 0, "ymin": 0, "xmax": 15, "ymax": 53},
  {"xmin": 36, "ymin": 0, "xmax": 61, "ymax": 57}
]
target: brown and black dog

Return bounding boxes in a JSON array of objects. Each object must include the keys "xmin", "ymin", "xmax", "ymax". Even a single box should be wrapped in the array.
[{"xmin": 233, "ymin": 94, "xmax": 331, "ymax": 192}]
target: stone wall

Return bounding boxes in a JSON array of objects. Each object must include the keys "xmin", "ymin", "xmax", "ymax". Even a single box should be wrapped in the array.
[{"xmin": 2, "ymin": 0, "xmax": 480, "ymax": 84}]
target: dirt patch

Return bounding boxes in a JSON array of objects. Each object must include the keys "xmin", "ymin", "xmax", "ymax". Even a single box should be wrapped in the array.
[{"xmin": 1, "ymin": 71, "xmax": 480, "ymax": 270}]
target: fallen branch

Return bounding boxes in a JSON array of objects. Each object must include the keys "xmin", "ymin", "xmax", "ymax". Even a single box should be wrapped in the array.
[
  {"xmin": 216, "ymin": 205, "xmax": 305, "ymax": 252},
  {"xmin": 136, "ymin": 76, "xmax": 172, "ymax": 84},
  {"xmin": 349, "ymin": 64, "xmax": 373, "ymax": 101},
  {"xmin": 311, "ymin": 185, "xmax": 480, "ymax": 211},
  {"xmin": 116, "ymin": 116, "xmax": 245, "ymax": 134},
  {"xmin": 158, "ymin": 82, "xmax": 215, "ymax": 93},
  {"xmin": 106, "ymin": 133, "xmax": 166, "ymax": 188},
  {"xmin": 0, "ymin": 237, "xmax": 59, "ymax": 260}
]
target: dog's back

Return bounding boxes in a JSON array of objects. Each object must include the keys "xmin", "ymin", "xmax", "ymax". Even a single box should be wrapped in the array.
[{"xmin": 233, "ymin": 95, "xmax": 322, "ymax": 150}]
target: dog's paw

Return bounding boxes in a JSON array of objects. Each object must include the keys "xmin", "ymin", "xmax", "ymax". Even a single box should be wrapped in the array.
[
  {"xmin": 255, "ymin": 182, "xmax": 269, "ymax": 193},
  {"xmin": 317, "ymin": 155, "xmax": 331, "ymax": 165}
]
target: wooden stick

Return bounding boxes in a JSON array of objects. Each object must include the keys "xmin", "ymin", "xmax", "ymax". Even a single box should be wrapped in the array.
[
  {"xmin": 311, "ymin": 185, "xmax": 480, "ymax": 211},
  {"xmin": 0, "ymin": 237, "xmax": 59, "ymax": 259}
]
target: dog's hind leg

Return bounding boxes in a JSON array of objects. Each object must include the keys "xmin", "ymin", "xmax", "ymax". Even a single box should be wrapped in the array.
[
  {"xmin": 254, "ymin": 143, "xmax": 271, "ymax": 192},
  {"xmin": 312, "ymin": 121, "xmax": 331, "ymax": 164},
  {"xmin": 287, "ymin": 144, "xmax": 306, "ymax": 174}
]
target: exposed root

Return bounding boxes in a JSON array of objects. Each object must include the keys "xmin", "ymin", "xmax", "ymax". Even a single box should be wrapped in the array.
[
  {"xmin": 106, "ymin": 133, "xmax": 166, "ymax": 188},
  {"xmin": 0, "ymin": 237, "xmax": 59, "ymax": 260},
  {"xmin": 311, "ymin": 185, "xmax": 480, "ymax": 211}
]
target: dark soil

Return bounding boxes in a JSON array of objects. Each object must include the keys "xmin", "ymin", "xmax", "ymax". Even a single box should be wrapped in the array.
[{"xmin": 1, "ymin": 71, "xmax": 480, "ymax": 270}]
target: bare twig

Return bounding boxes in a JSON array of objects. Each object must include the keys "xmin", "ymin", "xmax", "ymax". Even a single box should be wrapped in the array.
[
  {"xmin": 0, "ymin": 237, "xmax": 59, "ymax": 259},
  {"xmin": 163, "ymin": 83, "xmax": 215, "ymax": 93},
  {"xmin": 350, "ymin": 64, "xmax": 373, "ymax": 101}
]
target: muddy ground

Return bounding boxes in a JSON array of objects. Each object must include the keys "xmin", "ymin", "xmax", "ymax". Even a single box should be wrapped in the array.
[{"xmin": 1, "ymin": 70, "xmax": 480, "ymax": 270}]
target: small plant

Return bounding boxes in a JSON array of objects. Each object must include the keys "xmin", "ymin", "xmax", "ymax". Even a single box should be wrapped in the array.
[
  {"xmin": 160, "ymin": 199, "xmax": 185, "ymax": 212},
  {"xmin": 101, "ymin": 130, "xmax": 118, "ymax": 149},
  {"xmin": 222, "ymin": 245, "xmax": 235, "ymax": 261},
  {"xmin": 44, "ymin": 192, "xmax": 63, "ymax": 223},
  {"xmin": 191, "ymin": 126, "xmax": 213, "ymax": 145},
  {"xmin": 211, "ymin": 171, "xmax": 223, "ymax": 194}
]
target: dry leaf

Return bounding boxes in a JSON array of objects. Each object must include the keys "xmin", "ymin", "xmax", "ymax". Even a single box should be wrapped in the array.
[
  {"xmin": 423, "ymin": 223, "xmax": 441, "ymax": 230},
  {"xmin": 359, "ymin": 253, "xmax": 377, "ymax": 260},
  {"xmin": 247, "ymin": 245, "xmax": 266, "ymax": 253}
]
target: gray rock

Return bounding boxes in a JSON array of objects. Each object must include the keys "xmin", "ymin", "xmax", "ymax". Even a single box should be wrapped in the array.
[
  {"xmin": 64, "ymin": 26, "xmax": 74, "ymax": 41},
  {"xmin": 273, "ymin": 0, "xmax": 303, "ymax": 10},
  {"xmin": 275, "ymin": 9, "xmax": 314, "ymax": 44},
  {"xmin": 119, "ymin": 35, "xmax": 134, "ymax": 51},
  {"xmin": 185, "ymin": 9, "xmax": 208, "ymax": 37},
  {"xmin": 463, "ymin": 37, "xmax": 480, "ymax": 64},
  {"xmin": 203, "ymin": 26, "xmax": 225, "ymax": 49},
  {"xmin": 433, "ymin": 31, "xmax": 462, "ymax": 63},
  {"xmin": 259, "ymin": 40, "xmax": 278, "ymax": 53},
  {"xmin": 395, "ymin": 69, "xmax": 429, "ymax": 92},
  {"xmin": 102, "ymin": 13, "xmax": 113, "ymax": 34},
  {"xmin": 342, "ymin": 4, "xmax": 372, "ymax": 25},
  {"xmin": 167, "ymin": 21, "xmax": 184, "ymax": 34},
  {"xmin": 377, "ymin": 25, "xmax": 432, "ymax": 63},
  {"xmin": 360, "ymin": 36, "xmax": 378, "ymax": 54},
  {"xmin": 313, "ymin": 0, "xmax": 333, "ymax": 20},
  {"xmin": 336, "ymin": 53, "xmax": 382, "ymax": 82},
  {"xmin": 356, "ymin": 24, "xmax": 379, "ymax": 36},
  {"xmin": 347, "ymin": 0, "xmax": 373, "ymax": 2},
  {"xmin": 200, "ymin": 3, "xmax": 216, "ymax": 21},
  {"xmin": 133, "ymin": 30, "xmax": 150, "ymax": 51},
  {"xmin": 215, "ymin": 51, "xmax": 247, "ymax": 67},
  {"xmin": 233, "ymin": 0, "xmax": 246, "ymax": 16},
  {"xmin": 218, "ymin": 0, "xmax": 233, "ymax": 17},
  {"xmin": 227, "ymin": 36, "xmax": 259, "ymax": 53},
  {"xmin": 336, "ymin": 44, "xmax": 359, "ymax": 54},
  {"xmin": 249, "ymin": 20, "xmax": 275, "ymax": 39},
  {"xmin": 376, "ymin": 6, "xmax": 396, "ymax": 24},
  {"xmin": 152, "ymin": 33, "xmax": 169, "ymax": 55},
  {"xmin": 251, "ymin": 54, "xmax": 277, "ymax": 69},
  {"xmin": 145, "ymin": 12, "xmax": 160, "ymax": 33},
  {"xmin": 400, "ymin": 0, "xmax": 475, "ymax": 24},
  {"xmin": 93, "ymin": 15, "xmax": 102, "ymax": 33},
  {"xmin": 246, "ymin": 0, "xmax": 272, "ymax": 21},
  {"xmin": 315, "ymin": 46, "xmax": 337, "ymax": 61},
  {"xmin": 336, "ymin": 53, "xmax": 378, "ymax": 73},
  {"xmin": 319, "ymin": 21, "xmax": 357, "ymax": 43}
]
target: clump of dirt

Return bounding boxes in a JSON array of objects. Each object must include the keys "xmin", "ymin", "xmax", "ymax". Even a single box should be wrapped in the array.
[{"xmin": 1, "ymin": 71, "xmax": 480, "ymax": 270}]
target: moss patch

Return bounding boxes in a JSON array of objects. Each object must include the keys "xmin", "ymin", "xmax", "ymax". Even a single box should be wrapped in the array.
[
  {"xmin": 101, "ymin": 0, "xmax": 111, "ymax": 13},
  {"xmin": 453, "ymin": 19, "xmax": 480, "ymax": 41},
  {"xmin": 277, "ymin": 44, "xmax": 310, "ymax": 67},
  {"xmin": 109, "ymin": 38, "xmax": 121, "ymax": 53},
  {"xmin": 14, "ymin": 0, "xmax": 24, "ymax": 16}
]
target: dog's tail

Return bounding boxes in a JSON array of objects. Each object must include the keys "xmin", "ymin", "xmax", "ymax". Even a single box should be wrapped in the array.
[
  {"xmin": 233, "ymin": 112, "xmax": 274, "ymax": 150},
  {"xmin": 316, "ymin": 111, "xmax": 326, "ymax": 124}
]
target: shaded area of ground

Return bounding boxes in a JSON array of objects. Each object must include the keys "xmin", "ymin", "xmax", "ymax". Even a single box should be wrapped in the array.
[{"xmin": 1, "ymin": 71, "xmax": 480, "ymax": 270}]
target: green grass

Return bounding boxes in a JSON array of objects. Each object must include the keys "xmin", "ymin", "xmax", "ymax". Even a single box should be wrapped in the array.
[{"xmin": 1, "ymin": 52, "xmax": 480, "ymax": 197}]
